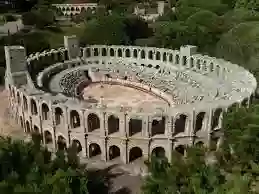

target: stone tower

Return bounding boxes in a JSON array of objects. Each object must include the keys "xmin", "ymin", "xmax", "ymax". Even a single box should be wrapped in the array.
[
  {"xmin": 4, "ymin": 46, "xmax": 28, "ymax": 89},
  {"xmin": 157, "ymin": 1, "xmax": 165, "ymax": 16},
  {"xmin": 64, "ymin": 35, "xmax": 80, "ymax": 60}
]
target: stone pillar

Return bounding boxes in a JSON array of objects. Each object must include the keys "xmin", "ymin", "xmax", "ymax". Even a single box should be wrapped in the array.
[
  {"xmin": 167, "ymin": 140, "xmax": 173, "ymax": 162},
  {"xmin": 121, "ymin": 139, "xmax": 127, "ymax": 164},
  {"xmin": 101, "ymin": 139, "xmax": 107, "ymax": 161},
  {"xmin": 157, "ymin": 1, "xmax": 165, "ymax": 16},
  {"xmin": 207, "ymin": 109, "xmax": 213, "ymax": 146},
  {"xmin": 165, "ymin": 116, "xmax": 173, "ymax": 137},
  {"xmin": 64, "ymin": 35, "xmax": 80, "ymax": 60},
  {"xmin": 119, "ymin": 113, "xmax": 126, "ymax": 136},
  {"xmin": 103, "ymin": 113, "xmax": 108, "ymax": 136}
]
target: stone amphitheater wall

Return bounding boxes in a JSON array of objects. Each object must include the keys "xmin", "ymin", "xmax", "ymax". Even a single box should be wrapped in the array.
[{"xmin": 5, "ymin": 35, "xmax": 257, "ymax": 164}]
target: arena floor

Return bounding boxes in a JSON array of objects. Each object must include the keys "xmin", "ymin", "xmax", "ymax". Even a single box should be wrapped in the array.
[{"xmin": 82, "ymin": 83, "xmax": 169, "ymax": 109}]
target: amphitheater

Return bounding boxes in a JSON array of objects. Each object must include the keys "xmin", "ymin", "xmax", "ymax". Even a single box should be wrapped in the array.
[{"xmin": 5, "ymin": 35, "xmax": 257, "ymax": 164}]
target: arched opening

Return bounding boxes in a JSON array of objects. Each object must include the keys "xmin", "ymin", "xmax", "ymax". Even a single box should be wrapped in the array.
[
  {"xmin": 17, "ymin": 92, "xmax": 20, "ymax": 104},
  {"xmin": 110, "ymin": 48, "xmax": 115, "ymax": 56},
  {"xmin": 94, "ymin": 48, "xmax": 99, "ymax": 56},
  {"xmin": 33, "ymin": 125, "xmax": 39, "ymax": 133},
  {"xmin": 87, "ymin": 113, "xmax": 100, "ymax": 132},
  {"xmin": 148, "ymin": 50, "xmax": 153, "ymax": 59},
  {"xmin": 71, "ymin": 139, "xmax": 82, "ymax": 153},
  {"xmin": 125, "ymin": 49, "xmax": 130, "ymax": 57},
  {"xmin": 57, "ymin": 136, "xmax": 67, "ymax": 151},
  {"xmin": 156, "ymin": 51, "xmax": 161, "ymax": 60},
  {"xmin": 25, "ymin": 121, "xmax": 30, "ymax": 133},
  {"xmin": 42, "ymin": 103, "xmax": 49, "ymax": 120},
  {"xmin": 129, "ymin": 147, "xmax": 143, "ymax": 162},
  {"xmin": 195, "ymin": 141, "xmax": 204, "ymax": 148},
  {"xmin": 151, "ymin": 147, "xmax": 166, "ymax": 158},
  {"xmin": 31, "ymin": 99, "xmax": 38, "ymax": 115},
  {"xmin": 195, "ymin": 112, "xmax": 205, "ymax": 133},
  {"xmin": 175, "ymin": 55, "xmax": 180, "ymax": 64},
  {"xmin": 129, "ymin": 118, "xmax": 142, "ymax": 136},
  {"xmin": 23, "ymin": 96, "xmax": 28, "ymax": 111},
  {"xmin": 71, "ymin": 7, "xmax": 75, "ymax": 11},
  {"xmin": 89, "ymin": 143, "xmax": 101, "ymax": 157},
  {"xmin": 174, "ymin": 114, "xmax": 187, "ymax": 135},
  {"xmin": 118, "ymin": 49, "xmax": 122, "ymax": 57},
  {"xmin": 151, "ymin": 117, "xmax": 165, "ymax": 136},
  {"xmin": 108, "ymin": 115, "xmax": 119, "ymax": 135},
  {"xmin": 55, "ymin": 107, "xmax": 63, "ymax": 125},
  {"xmin": 211, "ymin": 108, "xmax": 222, "ymax": 130},
  {"xmin": 169, "ymin": 54, "xmax": 173, "ymax": 62},
  {"xmin": 70, "ymin": 110, "xmax": 81, "ymax": 128},
  {"xmin": 141, "ymin": 50, "xmax": 145, "ymax": 59},
  {"xmin": 133, "ymin": 49, "xmax": 138, "ymax": 58},
  {"xmin": 85, "ymin": 48, "xmax": 91, "ymax": 57},
  {"xmin": 109, "ymin": 145, "xmax": 120, "ymax": 160},
  {"xmin": 182, "ymin": 56, "xmax": 187, "ymax": 66},
  {"xmin": 242, "ymin": 98, "xmax": 248, "ymax": 107},
  {"xmin": 190, "ymin": 57, "xmax": 194, "ymax": 68},
  {"xmin": 44, "ymin": 131, "xmax": 53, "ymax": 144},
  {"xmin": 163, "ymin": 52, "xmax": 167, "ymax": 61},
  {"xmin": 20, "ymin": 116, "xmax": 23, "ymax": 128},
  {"xmin": 175, "ymin": 145, "xmax": 185, "ymax": 155},
  {"xmin": 102, "ymin": 48, "xmax": 107, "ymax": 56}
]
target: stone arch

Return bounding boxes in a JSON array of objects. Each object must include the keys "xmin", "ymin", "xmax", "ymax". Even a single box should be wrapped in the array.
[
  {"xmin": 155, "ymin": 51, "xmax": 161, "ymax": 60},
  {"xmin": 125, "ymin": 48, "xmax": 130, "ymax": 57},
  {"xmin": 151, "ymin": 146, "xmax": 166, "ymax": 158},
  {"xmin": 101, "ymin": 48, "xmax": 107, "ymax": 56},
  {"xmin": 71, "ymin": 7, "xmax": 75, "ymax": 11},
  {"xmin": 118, "ymin": 49, "xmax": 122, "ymax": 57},
  {"xmin": 81, "ymin": 7, "xmax": 86, "ymax": 12},
  {"xmin": 85, "ymin": 48, "xmax": 91, "ymax": 57},
  {"xmin": 44, "ymin": 131, "xmax": 53, "ymax": 144},
  {"xmin": 190, "ymin": 57, "xmax": 194, "ymax": 68},
  {"xmin": 174, "ymin": 114, "xmax": 187, "ymax": 135},
  {"xmin": 42, "ymin": 103, "xmax": 49, "ymax": 120},
  {"xmin": 133, "ymin": 49, "xmax": 138, "ymax": 58},
  {"xmin": 25, "ymin": 121, "xmax": 30, "ymax": 133},
  {"xmin": 175, "ymin": 145, "xmax": 185, "ymax": 155},
  {"xmin": 140, "ymin": 50, "xmax": 145, "ymax": 59},
  {"xmin": 196, "ymin": 59, "xmax": 201, "ymax": 69},
  {"xmin": 23, "ymin": 96, "xmax": 28, "ymax": 111},
  {"xmin": 110, "ymin": 48, "xmax": 115, "ymax": 56},
  {"xmin": 108, "ymin": 115, "xmax": 119, "ymax": 134},
  {"xmin": 89, "ymin": 143, "xmax": 101, "ymax": 157},
  {"xmin": 175, "ymin": 55, "xmax": 180, "ymax": 64},
  {"xmin": 76, "ymin": 7, "xmax": 80, "ymax": 11},
  {"xmin": 129, "ymin": 146, "xmax": 143, "ymax": 162},
  {"xmin": 70, "ymin": 110, "xmax": 81, "ymax": 128},
  {"xmin": 55, "ymin": 107, "xmax": 63, "ymax": 125},
  {"xmin": 57, "ymin": 135, "xmax": 67, "ymax": 151},
  {"xmin": 20, "ymin": 116, "xmax": 23, "ymax": 128},
  {"xmin": 209, "ymin": 62, "xmax": 214, "ymax": 71},
  {"xmin": 195, "ymin": 141, "xmax": 204, "ymax": 147},
  {"xmin": 129, "ymin": 118, "xmax": 142, "ymax": 136},
  {"xmin": 93, "ymin": 48, "xmax": 99, "ymax": 56},
  {"xmin": 66, "ymin": 7, "xmax": 70, "ymax": 11},
  {"xmin": 195, "ymin": 112, "xmax": 205, "ymax": 133},
  {"xmin": 211, "ymin": 108, "xmax": 222, "ymax": 130},
  {"xmin": 17, "ymin": 92, "xmax": 20, "ymax": 104},
  {"xmin": 109, "ymin": 145, "xmax": 120, "ymax": 160},
  {"xmin": 71, "ymin": 139, "xmax": 82, "ymax": 153},
  {"xmin": 169, "ymin": 53, "xmax": 173, "ymax": 62},
  {"xmin": 62, "ymin": 7, "xmax": 66, "ymax": 11},
  {"xmin": 151, "ymin": 117, "xmax": 165, "ymax": 136},
  {"xmin": 87, "ymin": 113, "xmax": 100, "ymax": 132},
  {"xmin": 163, "ymin": 52, "xmax": 167, "ymax": 61},
  {"xmin": 33, "ymin": 125, "xmax": 39, "ymax": 133},
  {"xmin": 148, "ymin": 50, "xmax": 153, "ymax": 59},
  {"xmin": 242, "ymin": 98, "xmax": 248, "ymax": 107},
  {"xmin": 182, "ymin": 56, "xmax": 187, "ymax": 66}
]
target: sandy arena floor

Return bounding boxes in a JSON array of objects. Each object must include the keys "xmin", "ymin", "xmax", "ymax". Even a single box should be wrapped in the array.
[{"xmin": 83, "ymin": 83, "xmax": 169, "ymax": 109}]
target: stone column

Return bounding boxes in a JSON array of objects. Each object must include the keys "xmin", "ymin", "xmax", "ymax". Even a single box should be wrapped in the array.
[
  {"xmin": 119, "ymin": 113, "xmax": 126, "ymax": 136},
  {"xmin": 101, "ymin": 139, "xmax": 107, "ymax": 161},
  {"xmin": 165, "ymin": 116, "xmax": 173, "ymax": 137},
  {"xmin": 103, "ymin": 113, "xmax": 108, "ymax": 136},
  {"xmin": 207, "ymin": 109, "xmax": 213, "ymax": 147},
  {"xmin": 121, "ymin": 139, "xmax": 127, "ymax": 164},
  {"xmin": 167, "ymin": 140, "xmax": 173, "ymax": 162}
]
